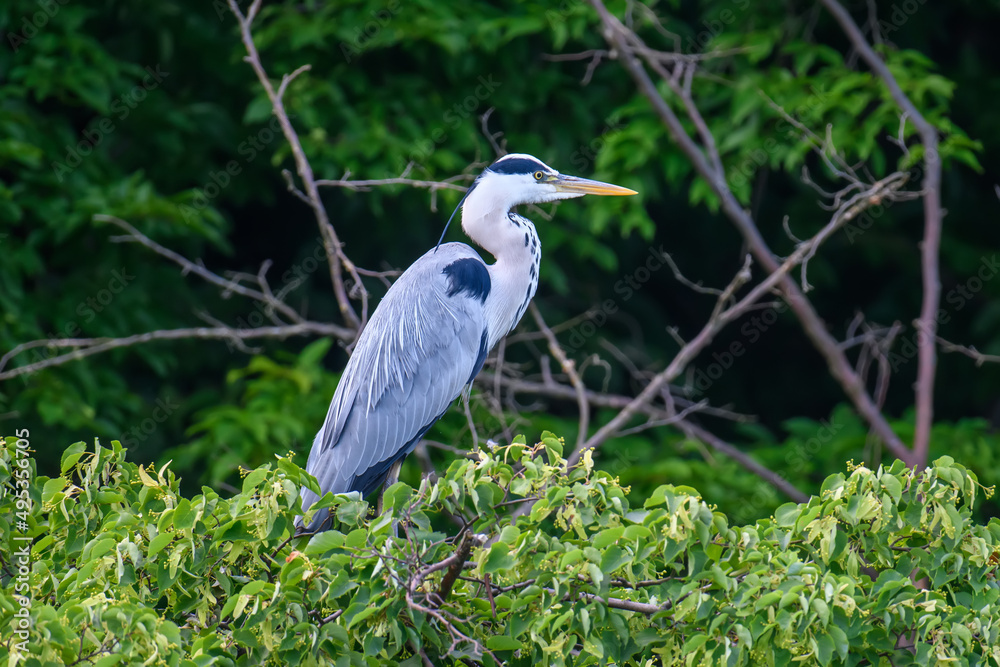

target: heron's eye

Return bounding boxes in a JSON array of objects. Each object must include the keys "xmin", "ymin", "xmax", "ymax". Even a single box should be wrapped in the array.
[{"xmin": 534, "ymin": 171, "xmax": 543, "ymax": 181}]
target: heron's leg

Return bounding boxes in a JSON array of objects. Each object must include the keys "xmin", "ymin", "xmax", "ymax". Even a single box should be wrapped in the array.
[
  {"xmin": 377, "ymin": 459, "xmax": 403, "ymax": 515},
  {"xmin": 376, "ymin": 459, "xmax": 404, "ymax": 538},
  {"xmin": 462, "ymin": 386, "xmax": 480, "ymax": 452}
]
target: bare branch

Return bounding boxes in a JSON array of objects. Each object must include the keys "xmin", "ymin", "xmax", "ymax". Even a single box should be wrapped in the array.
[
  {"xmin": 97, "ymin": 215, "xmax": 308, "ymax": 327},
  {"xmin": 0, "ymin": 322, "xmax": 347, "ymax": 381},
  {"xmin": 316, "ymin": 176, "xmax": 469, "ymax": 194},
  {"xmin": 530, "ymin": 304, "xmax": 590, "ymax": 452},
  {"xmin": 542, "ymin": 49, "xmax": 609, "ymax": 84},
  {"xmin": 480, "ymin": 108, "xmax": 506, "ymax": 158},
  {"xmin": 575, "ymin": 169, "xmax": 895, "ymax": 461},
  {"xmin": 676, "ymin": 420, "xmax": 808, "ymax": 503},
  {"xmin": 587, "ymin": 0, "xmax": 913, "ymax": 464},
  {"xmin": 936, "ymin": 337, "xmax": 1000, "ymax": 367},
  {"xmin": 660, "ymin": 251, "xmax": 726, "ymax": 297},
  {"xmin": 435, "ymin": 532, "xmax": 482, "ymax": 605},
  {"xmin": 819, "ymin": 0, "xmax": 944, "ymax": 468},
  {"xmin": 276, "ymin": 64, "xmax": 311, "ymax": 101},
  {"xmin": 227, "ymin": 0, "xmax": 364, "ymax": 331},
  {"xmin": 477, "ymin": 371, "xmax": 753, "ymax": 424}
]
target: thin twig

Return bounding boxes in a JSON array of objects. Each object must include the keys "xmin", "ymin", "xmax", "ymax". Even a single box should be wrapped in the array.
[
  {"xmin": 677, "ymin": 420, "xmax": 808, "ymax": 503},
  {"xmin": 819, "ymin": 0, "xmax": 943, "ymax": 469},
  {"xmin": 96, "ymin": 215, "xmax": 307, "ymax": 326},
  {"xmin": 0, "ymin": 323, "xmax": 346, "ymax": 381},
  {"xmin": 531, "ymin": 304, "xmax": 590, "ymax": 453},
  {"xmin": 480, "ymin": 108, "xmax": 506, "ymax": 158},
  {"xmin": 936, "ymin": 337, "xmax": 1000, "ymax": 367},
  {"xmin": 587, "ymin": 0, "xmax": 913, "ymax": 464},
  {"xmin": 316, "ymin": 176, "xmax": 469, "ymax": 193},
  {"xmin": 227, "ymin": 0, "xmax": 364, "ymax": 331},
  {"xmin": 574, "ymin": 171, "xmax": 894, "ymax": 461}
]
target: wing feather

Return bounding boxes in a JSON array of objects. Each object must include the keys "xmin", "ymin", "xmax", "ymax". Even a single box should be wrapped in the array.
[{"xmin": 297, "ymin": 243, "xmax": 488, "ymax": 531}]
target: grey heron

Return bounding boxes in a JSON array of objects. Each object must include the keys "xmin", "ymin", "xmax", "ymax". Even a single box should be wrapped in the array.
[{"xmin": 296, "ymin": 153, "xmax": 636, "ymax": 532}]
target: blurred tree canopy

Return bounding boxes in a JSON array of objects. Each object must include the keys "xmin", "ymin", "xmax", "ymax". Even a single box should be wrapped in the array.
[{"xmin": 2, "ymin": 0, "xmax": 1000, "ymax": 524}]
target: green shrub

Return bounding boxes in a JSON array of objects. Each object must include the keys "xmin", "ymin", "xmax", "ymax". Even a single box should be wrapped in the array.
[{"xmin": 1, "ymin": 435, "xmax": 999, "ymax": 665}]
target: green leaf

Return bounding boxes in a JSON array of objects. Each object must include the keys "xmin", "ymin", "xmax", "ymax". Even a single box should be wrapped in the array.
[
  {"xmin": 147, "ymin": 532, "xmax": 173, "ymax": 559},
  {"xmin": 774, "ymin": 503, "xmax": 800, "ymax": 527},
  {"xmin": 880, "ymin": 474, "xmax": 903, "ymax": 503},
  {"xmin": 382, "ymin": 482, "xmax": 412, "ymax": 512},
  {"xmin": 60, "ymin": 441, "xmax": 87, "ymax": 473},
  {"xmin": 560, "ymin": 548, "xmax": 585, "ymax": 568},
  {"xmin": 239, "ymin": 579, "xmax": 267, "ymax": 597},
  {"xmin": 483, "ymin": 542, "xmax": 516, "ymax": 574},
  {"xmin": 681, "ymin": 634, "xmax": 709, "ymax": 654},
  {"xmin": 242, "ymin": 467, "xmax": 268, "ymax": 493},
  {"xmin": 828, "ymin": 624, "xmax": 849, "ymax": 661},
  {"xmin": 305, "ymin": 531, "xmax": 345, "ymax": 555},
  {"xmin": 486, "ymin": 635, "xmax": 523, "ymax": 651},
  {"xmin": 813, "ymin": 632, "xmax": 834, "ymax": 666},
  {"xmin": 593, "ymin": 526, "xmax": 624, "ymax": 549}
]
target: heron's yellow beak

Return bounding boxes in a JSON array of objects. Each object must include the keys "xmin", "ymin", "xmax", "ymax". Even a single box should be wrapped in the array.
[{"xmin": 551, "ymin": 175, "xmax": 637, "ymax": 196}]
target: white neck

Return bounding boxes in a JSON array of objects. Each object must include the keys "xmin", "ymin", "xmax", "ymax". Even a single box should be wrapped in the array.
[{"xmin": 461, "ymin": 179, "xmax": 541, "ymax": 348}]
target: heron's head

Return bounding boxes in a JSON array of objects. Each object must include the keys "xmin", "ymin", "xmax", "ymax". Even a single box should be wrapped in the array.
[
  {"xmin": 470, "ymin": 153, "xmax": 637, "ymax": 208},
  {"xmin": 437, "ymin": 153, "xmax": 636, "ymax": 253}
]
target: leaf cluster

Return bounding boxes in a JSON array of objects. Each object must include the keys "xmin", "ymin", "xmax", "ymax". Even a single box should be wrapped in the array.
[{"xmin": 2, "ymin": 435, "xmax": 999, "ymax": 665}]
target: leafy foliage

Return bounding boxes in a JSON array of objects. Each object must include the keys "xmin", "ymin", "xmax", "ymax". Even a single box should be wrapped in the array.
[{"xmin": 3, "ymin": 436, "xmax": 999, "ymax": 665}]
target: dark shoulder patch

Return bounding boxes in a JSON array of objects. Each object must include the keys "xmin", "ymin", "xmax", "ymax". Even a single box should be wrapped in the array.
[
  {"xmin": 489, "ymin": 156, "xmax": 548, "ymax": 175},
  {"xmin": 442, "ymin": 257, "xmax": 491, "ymax": 304}
]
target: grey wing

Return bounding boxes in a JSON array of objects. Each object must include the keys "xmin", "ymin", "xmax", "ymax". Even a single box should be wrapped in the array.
[{"xmin": 296, "ymin": 244, "xmax": 489, "ymax": 531}]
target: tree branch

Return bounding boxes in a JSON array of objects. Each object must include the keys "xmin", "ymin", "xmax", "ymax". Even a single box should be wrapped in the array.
[
  {"xmin": 530, "ymin": 304, "xmax": 590, "ymax": 453},
  {"xmin": 819, "ymin": 0, "xmax": 943, "ymax": 468},
  {"xmin": 676, "ymin": 420, "xmax": 808, "ymax": 503},
  {"xmin": 936, "ymin": 336, "xmax": 1000, "ymax": 367},
  {"xmin": 96, "ymin": 215, "xmax": 310, "ymax": 327},
  {"xmin": 0, "ymin": 323, "xmax": 347, "ymax": 381},
  {"xmin": 573, "ymin": 172, "xmax": 901, "ymax": 462},
  {"xmin": 587, "ymin": 0, "xmax": 913, "ymax": 464},
  {"xmin": 435, "ymin": 532, "xmax": 482, "ymax": 606},
  {"xmin": 227, "ymin": 0, "xmax": 364, "ymax": 331}
]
